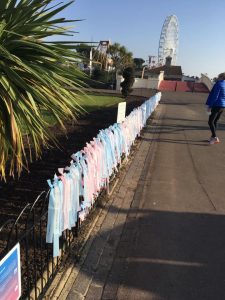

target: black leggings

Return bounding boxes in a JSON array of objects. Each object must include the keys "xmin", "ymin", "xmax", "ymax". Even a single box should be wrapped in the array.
[{"xmin": 208, "ymin": 106, "xmax": 224, "ymax": 137}]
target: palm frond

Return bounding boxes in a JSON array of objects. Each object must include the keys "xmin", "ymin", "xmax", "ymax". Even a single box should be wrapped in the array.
[{"xmin": 0, "ymin": 0, "xmax": 87, "ymax": 179}]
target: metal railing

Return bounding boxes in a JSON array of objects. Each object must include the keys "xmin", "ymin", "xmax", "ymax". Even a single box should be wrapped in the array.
[
  {"xmin": 0, "ymin": 94, "xmax": 160, "ymax": 299},
  {"xmin": 0, "ymin": 190, "xmax": 80, "ymax": 300}
]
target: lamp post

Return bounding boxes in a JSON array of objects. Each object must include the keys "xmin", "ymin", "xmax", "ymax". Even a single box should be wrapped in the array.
[
  {"xmin": 141, "ymin": 66, "xmax": 147, "ymax": 79},
  {"xmin": 89, "ymin": 47, "xmax": 93, "ymax": 76}
]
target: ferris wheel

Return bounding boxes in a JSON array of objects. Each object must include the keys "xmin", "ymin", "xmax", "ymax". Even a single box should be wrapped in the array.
[{"xmin": 158, "ymin": 15, "xmax": 179, "ymax": 66}]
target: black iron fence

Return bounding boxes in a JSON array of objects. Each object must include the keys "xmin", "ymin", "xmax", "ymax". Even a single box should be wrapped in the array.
[
  {"xmin": 0, "ymin": 190, "xmax": 80, "ymax": 300},
  {"xmin": 0, "ymin": 158, "xmax": 124, "ymax": 300},
  {"xmin": 0, "ymin": 145, "xmax": 138, "ymax": 299}
]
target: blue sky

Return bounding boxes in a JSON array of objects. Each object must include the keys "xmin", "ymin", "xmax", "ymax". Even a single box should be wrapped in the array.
[{"xmin": 59, "ymin": 0, "xmax": 225, "ymax": 79}]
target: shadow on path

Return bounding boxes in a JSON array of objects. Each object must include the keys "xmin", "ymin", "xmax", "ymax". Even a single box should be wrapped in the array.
[
  {"xmin": 115, "ymin": 209, "xmax": 225, "ymax": 300},
  {"xmin": 141, "ymin": 137, "xmax": 209, "ymax": 146},
  {"xmin": 76, "ymin": 206, "xmax": 225, "ymax": 300}
]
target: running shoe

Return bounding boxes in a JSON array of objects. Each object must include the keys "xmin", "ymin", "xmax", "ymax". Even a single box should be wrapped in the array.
[{"xmin": 209, "ymin": 137, "xmax": 220, "ymax": 145}]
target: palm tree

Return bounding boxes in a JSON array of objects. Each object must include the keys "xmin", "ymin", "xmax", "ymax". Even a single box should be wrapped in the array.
[
  {"xmin": 0, "ymin": 0, "xmax": 86, "ymax": 179},
  {"xmin": 107, "ymin": 42, "xmax": 133, "ymax": 72}
]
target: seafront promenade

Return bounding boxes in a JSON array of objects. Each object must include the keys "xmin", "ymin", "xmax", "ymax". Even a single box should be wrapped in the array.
[{"xmin": 46, "ymin": 91, "xmax": 225, "ymax": 300}]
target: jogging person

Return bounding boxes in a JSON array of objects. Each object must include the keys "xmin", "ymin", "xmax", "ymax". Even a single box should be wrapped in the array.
[{"xmin": 206, "ymin": 72, "xmax": 225, "ymax": 144}]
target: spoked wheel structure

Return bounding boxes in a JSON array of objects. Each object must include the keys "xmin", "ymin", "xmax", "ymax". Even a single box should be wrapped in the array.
[{"xmin": 158, "ymin": 15, "xmax": 179, "ymax": 66}]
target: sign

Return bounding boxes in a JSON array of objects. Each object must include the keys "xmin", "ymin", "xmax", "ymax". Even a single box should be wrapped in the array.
[
  {"xmin": 0, "ymin": 243, "xmax": 21, "ymax": 300},
  {"xmin": 117, "ymin": 102, "xmax": 126, "ymax": 123}
]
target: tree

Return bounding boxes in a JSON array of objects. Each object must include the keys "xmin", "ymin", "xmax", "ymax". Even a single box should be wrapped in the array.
[
  {"xmin": 120, "ymin": 66, "xmax": 135, "ymax": 99},
  {"xmin": 76, "ymin": 43, "xmax": 92, "ymax": 67},
  {"xmin": 76, "ymin": 44, "xmax": 91, "ymax": 58},
  {"xmin": 133, "ymin": 58, "xmax": 145, "ymax": 69},
  {"xmin": 0, "ymin": 0, "xmax": 86, "ymax": 178},
  {"xmin": 107, "ymin": 42, "xmax": 133, "ymax": 71},
  {"xmin": 91, "ymin": 67, "xmax": 102, "ymax": 80},
  {"xmin": 75, "ymin": 44, "xmax": 109, "ymax": 73}
]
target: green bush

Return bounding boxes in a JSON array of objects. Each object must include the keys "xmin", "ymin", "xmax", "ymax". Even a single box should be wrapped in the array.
[{"xmin": 120, "ymin": 67, "xmax": 135, "ymax": 98}]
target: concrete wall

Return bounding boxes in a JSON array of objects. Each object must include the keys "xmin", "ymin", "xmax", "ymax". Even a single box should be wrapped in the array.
[
  {"xmin": 199, "ymin": 73, "xmax": 213, "ymax": 91},
  {"xmin": 133, "ymin": 78, "xmax": 159, "ymax": 89},
  {"xmin": 158, "ymin": 71, "xmax": 164, "ymax": 87},
  {"xmin": 116, "ymin": 71, "xmax": 164, "ymax": 91},
  {"xmin": 116, "ymin": 75, "xmax": 123, "ymax": 91},
  {"xmin": 131, "ymin": 88, "xmax": 157, "ymax": 98}
]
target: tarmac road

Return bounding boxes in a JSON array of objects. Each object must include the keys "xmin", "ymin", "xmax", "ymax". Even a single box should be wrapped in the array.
[
  {"xmin": 58, "ymin": 91, "xmax": 225, "ymax": 300},
  {"xmin": 115, "ymin": 92, "xmax": 225, "ymax": 300}
]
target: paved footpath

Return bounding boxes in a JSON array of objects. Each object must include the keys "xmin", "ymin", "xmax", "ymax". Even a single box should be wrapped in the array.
[{"xmin": 49, "ymin": 92, "xmax": 225, "ymax": 300}]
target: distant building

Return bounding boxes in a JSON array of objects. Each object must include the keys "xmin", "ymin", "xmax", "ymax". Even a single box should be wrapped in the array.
[
  {"xmin": 146, "ymin": 65, "xmax": 182, "ymax": 81},
  {"xmin": 135, "ymin": 56, "xmax": 183, "ymax": 81},
  {"xmin": 182, "ymin": 75, "xmax": 196, "ymax": 82}
]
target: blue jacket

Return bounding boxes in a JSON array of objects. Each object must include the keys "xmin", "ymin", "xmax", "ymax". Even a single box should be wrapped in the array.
[{"xmin": 206, "ymin": 80, "xmax": 225, "ymax": 108}]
